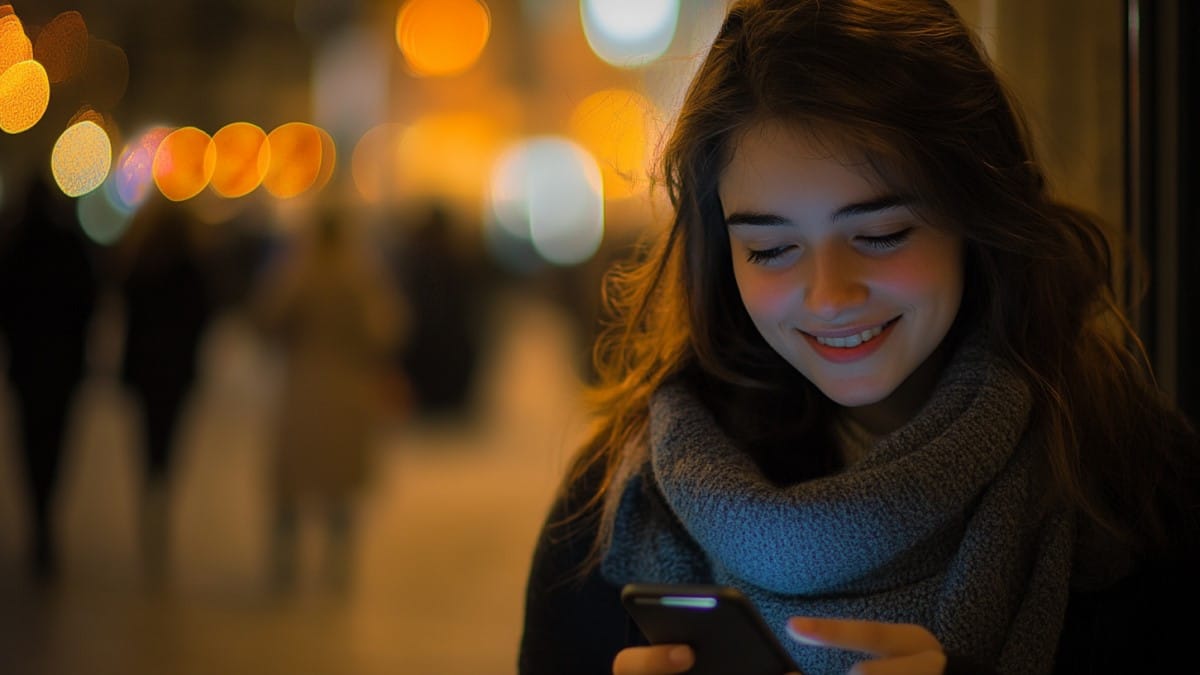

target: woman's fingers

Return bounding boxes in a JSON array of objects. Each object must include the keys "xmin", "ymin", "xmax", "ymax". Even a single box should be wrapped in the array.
[
  {"xmin": 611, "ymin": 644, "xmax": 695, "ymax": 675},
  {"xmin": 787, "ymin": 616, "xmax": 941, "ymax": 656}
]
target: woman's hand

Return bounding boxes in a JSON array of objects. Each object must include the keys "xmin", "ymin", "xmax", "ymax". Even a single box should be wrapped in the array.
[
  {"xmin": 611, "ymin": 645, "xmax": 804, "ymax": 675},
  {"xmin": 787, "ymin": 617, "xmax": 946, "ymax": 675},
  {"xmin": 611, "ymin": 644, "xmax": 694, "ymax": 674}
]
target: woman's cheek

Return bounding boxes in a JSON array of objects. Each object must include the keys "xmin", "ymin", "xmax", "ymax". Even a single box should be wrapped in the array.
[{"xmin": 737, "ymin": 270, "xmax": 801, "ymax": 323}]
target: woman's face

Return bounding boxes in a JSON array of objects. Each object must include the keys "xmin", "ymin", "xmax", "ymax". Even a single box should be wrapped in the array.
[{"xmin": 719, "ymin": 120, "xmax": 964, "ymax": 431}]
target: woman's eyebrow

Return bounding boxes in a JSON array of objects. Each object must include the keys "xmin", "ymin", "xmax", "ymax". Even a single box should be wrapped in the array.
[
  {"xmin": 725, "ymin": 194, "xmax": 912, "ymax": 228},
  {"xmin": 830, "ymin": 194, "xmax": 913, "ymax": 222}
]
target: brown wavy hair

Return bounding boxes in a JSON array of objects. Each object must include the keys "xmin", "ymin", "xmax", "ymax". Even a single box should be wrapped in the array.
[{"xmin": 559, "ymin": 0, "xmax": 1197, "ymax": 570}]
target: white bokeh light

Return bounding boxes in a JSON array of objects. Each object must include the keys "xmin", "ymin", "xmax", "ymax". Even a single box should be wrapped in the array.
[
  {"xmin": 77, "ymin": 182, "xmax": 133, "ymax": 245},
  {"xmin": 489, "ymin": 136, "xmax": 604, "ymax": 266},
  {"xmin": 581, "ymin": 0, "xmax": 679, "ymax": 68}
]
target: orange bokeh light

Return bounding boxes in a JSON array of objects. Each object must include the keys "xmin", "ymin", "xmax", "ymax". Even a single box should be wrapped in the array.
[
  {"xmin": 0, "ymin": 13, "xmax": 31, "ymax": 76},
  {"xmin": 210, "ymin": 121, "xmax": 268, "ymax": 198},
  {"xmin": 261, "ymin": 122, "xmax": 324, "ymax": 199},
  {"xmin": 396, "ymin": 0, "xmax": 490, "ymax": 77},
  {"xmin": 33, "ymin": 11, "xmax": 88, "ymax": 84},
  {"xmin": 0, "ymin": 59, "xmax": 49, "ymax": 133},
  {"xmin": 312, "ymin": 126, "xmax": 337, "ymax": 195},
  {"xmin": 568, "ymin": 89, "xmax": 658, "ymax": 200},
  {"xmin": 351, "ymin": 123, "xmax": 404, "ymax": 204},
  {"xmin": 153, "ymin": 126, "xmax": 216, "ymax": 201}
]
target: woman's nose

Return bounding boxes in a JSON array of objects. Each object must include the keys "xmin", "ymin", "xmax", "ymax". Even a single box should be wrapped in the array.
[{"xmin": 803, "ymin": 245, "xmax": 868, "ymax": 320}]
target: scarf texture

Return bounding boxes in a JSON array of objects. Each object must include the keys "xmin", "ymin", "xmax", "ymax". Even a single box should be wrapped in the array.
[{"xmin": 602, "ymin": 340, "xmax": 1075, "ymax": 674}]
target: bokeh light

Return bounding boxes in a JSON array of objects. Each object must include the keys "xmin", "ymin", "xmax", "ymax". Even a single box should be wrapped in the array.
[
  {"xmin": 77, "ymin": 182, "xmax": 133, "ymax": 245},
  {"xmin": 0, "ymin": 59, "xmax": 49, "ymax": 133},
  {"xmin": 312, "ymin": 126, "xmax": 337, "ymax": 194},
  {"xmin": 351, "ymin": 122, "xmax": 404, "ymax": 204},
  {"xmin": 261, "ymin": 122, "xmax": 325, "ymax": 199},
  {"xmin": 395, "ymin": 112, "xmax": 503, "ymax": 202},
  {"xmin": 78, "ymin": 38, "xmax": 129, "ymax": 110},
  {"xmin": 490, "ymin": 136, "xmax": 604, "ymax": 266},
  {"xmin": 568, "ymin": 88, "xmax": 658, "ymax": 200},
  {"xmin": 32, "ymin": 11, "xmax": 89, "ymax": 84},
  {"xmin": 210, "ymin": 121, "xmax": 268, "ymax": 198},
  {"xmin": 51, "ymin": 120, "xmax": 112, "ymax": 197},
  {"xmin": 153, "ymin": 126, "xmax": 216, "ymax": 202},
  {"xmin": 0, "ymin": 10, "xmax": 31, "ymax": 75},
  {"xmin": 396, "ymin": 0, "xmax": 491, "ymax": 77},
  {"xmin": 115, "ymin": 126, "xmax": 170, "ymax": 209},
  {"xmin": 580, "ymin": 0, "xmax": 678, "ymax": 68}
]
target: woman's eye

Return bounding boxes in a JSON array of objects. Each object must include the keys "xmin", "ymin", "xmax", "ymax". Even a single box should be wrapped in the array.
[
  {"xmin": 745, "ymin": 245, "xmax": 794, "ymax": 264},
  {"xmin": 858, "ymin": 227, "xmax": 913, "ymax": 251}
]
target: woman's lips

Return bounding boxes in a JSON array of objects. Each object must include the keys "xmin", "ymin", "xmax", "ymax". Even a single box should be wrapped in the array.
[{"xmin": 800, "ymin": 317, "xmax": 900, "ymax": 364}]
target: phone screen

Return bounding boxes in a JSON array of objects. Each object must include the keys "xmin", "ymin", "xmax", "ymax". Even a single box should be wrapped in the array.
[{"xmin": 621, "ymin": 583, "xmax": 803, "ymax": 675}]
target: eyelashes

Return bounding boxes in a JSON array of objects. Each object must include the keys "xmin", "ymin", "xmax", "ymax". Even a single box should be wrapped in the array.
[
  {"xmin": 743, "ymin": 227, "xmax": 915, "ymax": 264},
  {"xmin": 745, "ymin": 245, "xmax": 794, "ymax": 264},
  {"xmin": 858, "ymin": 227, "xmax": 914, "ymax": 251}
]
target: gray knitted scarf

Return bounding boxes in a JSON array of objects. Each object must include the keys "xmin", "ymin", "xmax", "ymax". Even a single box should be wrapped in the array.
[{"xmin": 602, "ymin": 340, "xmax": 1075, "ymax": 674}]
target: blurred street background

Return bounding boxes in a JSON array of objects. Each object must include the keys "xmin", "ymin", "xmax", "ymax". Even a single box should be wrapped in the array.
[{"xmin": 0, "ymin": 0, "xmax": 1131, "ymax": 673}]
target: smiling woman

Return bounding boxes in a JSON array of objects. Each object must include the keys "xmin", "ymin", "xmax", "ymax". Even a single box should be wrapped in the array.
[
  {"xmin": 518, "ymin": 1, "xmax": 1200, "ymax": 674},
  {"xmin": 721, "ymin": 121, "xmax": 963, "ymax": 425}
]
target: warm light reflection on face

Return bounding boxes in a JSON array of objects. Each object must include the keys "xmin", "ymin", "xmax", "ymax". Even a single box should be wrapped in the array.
[
  {"xmin": 210, "ymin": 121, "xmax": 268, "ymax": 198},
  {"xmin": 396, "ymin": 0, "xmax": 491, "ymax": 77},
  {"xmin": 153, "ymin": 126, "xmax": 217, "ymax": 201},
  {"xmin": 261, "ymin": 122, "xmax": 323, "ymax": 199},
  {"xmin": 721, "ymin": 121, "xmax": 964, "ymax": 413},
  {"xmin": 32, "ymin": 10, "xmax": 88, "ymax": 84},
  {"xmin": 0, "ymin": 58, "xmax": 49, "ymax": 133}
]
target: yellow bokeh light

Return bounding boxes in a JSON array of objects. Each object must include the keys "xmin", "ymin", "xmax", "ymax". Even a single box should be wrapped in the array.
[
  {"xmin": 33, "ymin": 10, "xmax": 89, "ymax": 84},
  {"xmin": 568, "ymin": 88, "xmax": 658, "ymax": 200},
  {"xmin": 0, "ymin": 59, "xmax": 49, "ymax": 133},
  {"xmin": 0, "ymin": 12, "xmax": 31, "ymax": 75},
  {"xmin": 396, "ymin": 0, "xmax": 490, "ymax": 77},
  {"xmin": 51, "ymin": 120, "xmax": 112, "ymax": 197},
  {"xmin": 153, "ymin": 126, "xmax": 217, "ymax": 201},
  {"xmin": 261, "ymin": 122, "xmax": 324, "ymax": 199},
  {"xmin": 395, "ymin": 112, "xmax": 502, "ymax": 201},
  {"xmin": 210, "ymin": 121, "xmax": 268, "ymax": 198}
]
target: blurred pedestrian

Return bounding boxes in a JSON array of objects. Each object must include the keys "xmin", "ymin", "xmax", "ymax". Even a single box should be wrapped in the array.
[
  {"xmin": 252, "ymin": 205, "xmax": 404, "ymax": 594},
  {"xmin": 0, "ymin": 175, "xmax": 99, "ymax": 583},
  {"xmin": 112, "ymin": 194, "xmax": 214, "ymax": 583},
  {"xmin": 396, "ymin": 202, "xmax": 484, "ymax": 420}
]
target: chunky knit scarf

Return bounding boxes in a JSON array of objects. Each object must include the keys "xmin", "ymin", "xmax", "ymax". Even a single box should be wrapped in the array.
[{"xmin": 602, "ymin": 340, "xmax": 1075, "ymax": 674}]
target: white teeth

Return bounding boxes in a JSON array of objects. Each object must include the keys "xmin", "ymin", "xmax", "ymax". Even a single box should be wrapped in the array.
[{"xmin": 815, "ymin": 324, "xmax": 885, "ymax": 348}]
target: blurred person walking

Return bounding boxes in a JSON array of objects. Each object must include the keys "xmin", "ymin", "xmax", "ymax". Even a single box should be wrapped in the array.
[
  {"xmin": 252, "ymin": 206, "xmax": 404, "ymax": 595},
  {"xmin": 112, "ymin": 195, "xmax": 215, "ymax": 585},
  {"xmin": 395, "ymin": 202, "xmax": 485, "ymax": 420},
  {"xmin": 0, "ymin": 175, "xmax": 99, "ymax": 583}
]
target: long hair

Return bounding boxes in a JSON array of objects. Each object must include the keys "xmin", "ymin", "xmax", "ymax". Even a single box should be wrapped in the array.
[{"xmin": 559, "ymin": 0, "xmax": 1197, "ymax": 570}]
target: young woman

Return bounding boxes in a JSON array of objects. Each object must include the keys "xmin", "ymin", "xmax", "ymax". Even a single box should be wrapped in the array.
[{"xmin": 519, "ymin": 1, "xmax": 1199, "ymax": 674}]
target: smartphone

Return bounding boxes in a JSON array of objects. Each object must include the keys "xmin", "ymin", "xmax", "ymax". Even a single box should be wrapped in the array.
[{"xmin": 621, "ymin": 583, "xmax": 803, "ymax": 675}]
